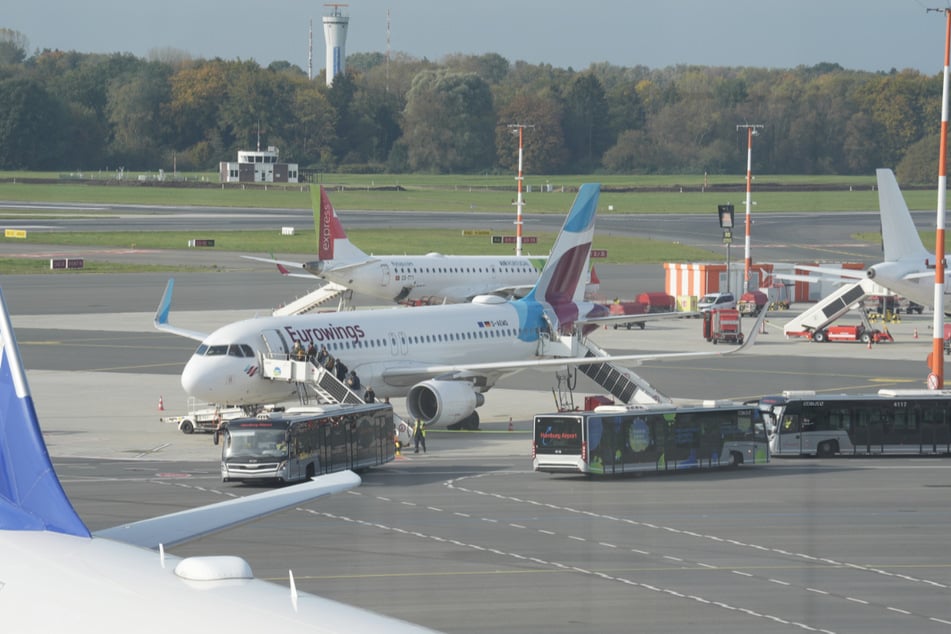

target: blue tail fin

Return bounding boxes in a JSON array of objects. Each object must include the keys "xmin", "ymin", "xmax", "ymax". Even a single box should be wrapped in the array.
[
  {"xmin": 524, "ymin": 183, "xmax": 600, "ymax": 305},
  {"xmin": 0, "ymin": 287, "xmax": 89, "ymax": 536}
]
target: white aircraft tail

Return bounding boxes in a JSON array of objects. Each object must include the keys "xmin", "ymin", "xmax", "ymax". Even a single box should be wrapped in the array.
[
  {"xmin": 877, "ymin": 168, "xmax": 930, "ymax": 263},
  {"xmin": 313, "ymin": 186, "xmax": 368, "ymax": 263}
]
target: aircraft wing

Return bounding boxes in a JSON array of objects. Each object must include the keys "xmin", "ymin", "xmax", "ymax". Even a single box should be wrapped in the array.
[
  {"xmin": 153, "ymin": 278, "xmax": 208, "ymax": 342},
  {"xmin": 577, "ymin": 310, "xmax": 699, "ymax": 327},
  {"xmin": 379, "ymin": 309, "xmax": 766, "ymax": 387},
  {"xmin": 95, "ymin": 471, "xmax": 360, "ymax": 549}
]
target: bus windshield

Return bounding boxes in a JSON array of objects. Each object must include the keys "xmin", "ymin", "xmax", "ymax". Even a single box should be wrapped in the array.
[
  {"xmin": 534, "ymin": 416, "xmax": 583, "ymax": 452},
  {"xmin": 225, "ymin": 428, "xmax": 287, "ymax": 459}
]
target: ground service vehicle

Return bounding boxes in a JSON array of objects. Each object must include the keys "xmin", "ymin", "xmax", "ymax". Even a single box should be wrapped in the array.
[
  {"xmin": 217, "ymin": 402, "xmax": 395, "ymax": 483},
  {"xmin": 702, "ymin": 308, "xmax": 743, "ymax": 344},
  {"xmin": 737, "ymin": 291, "xmax": 768, "ymax": 316},
  {"xmin": 698, "ymin": 292, "xmax": 736, "ymax": 313},
  {"xmin": 532, "ymin": 401, "xmax": 769, "ymax": 475},
  {"xmin": 809, "ymin": 324, "xmax": 892, "ymax": 344},
  {"xmin": 755, "ymin": 390, "xmax": 951, "ymax": 457},
  {"xmin": 161, "ymin": 402, "xmax": 245, "ymax": 434}
]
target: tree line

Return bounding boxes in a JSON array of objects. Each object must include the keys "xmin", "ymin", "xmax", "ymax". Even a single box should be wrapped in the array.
[{"xmin": 0, "ymin": 27, "xmax": 945, "ymax": 182}]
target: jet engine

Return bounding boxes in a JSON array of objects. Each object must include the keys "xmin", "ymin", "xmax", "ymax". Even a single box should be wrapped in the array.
[{"xmin": 406, "ymin": 380, "xmax": 485, "ymax": 426}]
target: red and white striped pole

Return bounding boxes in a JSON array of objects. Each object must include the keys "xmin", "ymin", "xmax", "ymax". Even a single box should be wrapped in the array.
[
  {"xmin": 738, "ymin": 124, "xmax": 763, "ymax": 293},
  {"xmin": 508, "ymin": 123, "xmax": 533, "ymax": 257},
  {"xmin": 929, "ymin": 8, "xmax": 951, "ymax": 389}
]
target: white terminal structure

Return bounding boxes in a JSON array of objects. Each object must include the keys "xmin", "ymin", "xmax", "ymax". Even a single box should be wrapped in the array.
[
  {"xmin": 323, "ymin": 3, "xmax": 349, "ymax": 86},
  {"xmin": 219, "ymin": 146, "xmax": 299, "ymax": 184}
]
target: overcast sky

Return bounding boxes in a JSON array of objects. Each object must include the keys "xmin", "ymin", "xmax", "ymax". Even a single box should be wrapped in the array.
[{"xmin": 5, "ymin": 1, "xmax": 949, "ymax": 74}]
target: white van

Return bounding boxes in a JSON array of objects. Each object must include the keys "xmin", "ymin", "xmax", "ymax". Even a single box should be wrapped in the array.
[{"xmin": 698, "ymin": 292, "xmax": 736, "ymax": 312}]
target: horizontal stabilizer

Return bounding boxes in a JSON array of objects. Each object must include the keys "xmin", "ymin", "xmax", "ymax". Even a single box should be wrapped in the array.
[{"xmin": 95, "ymin": 470, "xmax": 361, "ymax": 549}]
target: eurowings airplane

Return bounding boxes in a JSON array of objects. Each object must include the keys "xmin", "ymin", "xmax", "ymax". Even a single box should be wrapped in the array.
[
  {"xmin": 246, "ymin": 185, "xmax": 543, "ymax": 303},
  {"xmin": 158, "ymin": 184, "xmax": 764, "ymax": 427},
  {"xmin": 0, "ymin": 287, "xmax": 440, "ymax": 633},
  {"xmin": 782, "ymin": 169, "xmax": 951, "ymax": 313}
]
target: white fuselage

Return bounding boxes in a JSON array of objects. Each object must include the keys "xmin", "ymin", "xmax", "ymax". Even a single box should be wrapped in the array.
[
  {"xmin": 182, "ymin": 299, "xmax": 542, "ymax": 405},
  {"xmin": 321, "ymin": 254, "xmax": 540, "ymax": 302},
  {"xmin": 868, "ymin": 259, "xmax": 951, "ymax": 313}
]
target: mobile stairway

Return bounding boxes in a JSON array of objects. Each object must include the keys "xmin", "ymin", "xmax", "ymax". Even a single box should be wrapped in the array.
[
  {"xmin": 783, "ymin": 277, "xmax": 891, "ymax": 338},
  {"xmin": 260, "ymin": 356, "xmax": 364, "ymax": 405},
  {"xmin": 272, "ymin": 282, "xmax": 353, "ymax": 317},
  {"xmin": 551, "ymin": 338, "xmax": 673, "ymax": 410}
]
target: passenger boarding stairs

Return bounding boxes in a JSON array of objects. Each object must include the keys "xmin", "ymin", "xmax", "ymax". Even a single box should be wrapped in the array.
[
  {"xmin": 551, "ymin": 338, "xmax": 672, "ymax": 411},
  {"xmin": 783, "ymin": 277, "xmax": 889, "ymax": 337},
  {"xmin": 260, "ymin": 356, "xmax": 364, "ymax": 405},
  {"xmin": 272, "ymin": 282, "xmax": 352, "ymax": 317}
]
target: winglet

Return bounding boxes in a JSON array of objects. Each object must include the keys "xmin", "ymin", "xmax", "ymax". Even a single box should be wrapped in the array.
[
  {"xmin": 0, "ymin": 287, "xmax": 90, "ymax": 536},
  {"xmin": 153, "ymin": 278, "xmax": 208, "ymax": 342}
]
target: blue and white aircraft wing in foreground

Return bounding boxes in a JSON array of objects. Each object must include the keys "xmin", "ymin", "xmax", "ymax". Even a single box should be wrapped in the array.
[{"xmin": 0, "ymin": 287, "xmax": 441, "ymax": 633}]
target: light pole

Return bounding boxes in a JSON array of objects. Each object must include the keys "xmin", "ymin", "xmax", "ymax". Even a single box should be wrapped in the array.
[
  {"xmin": 927, "ymin": 7, "xmax": 950, "ymax": 390},
  {"xmin": 737, "ymin": 123, "xmax": 764, "ymax": 293},
  {"xmin": 508, "ymin": 123, "xmax": 534, "ymax": 256}
]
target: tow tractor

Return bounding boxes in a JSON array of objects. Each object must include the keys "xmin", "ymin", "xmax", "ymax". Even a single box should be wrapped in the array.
[{"xmin": 160, "ymin": 400, "xmax": 247, "ymax": 434}]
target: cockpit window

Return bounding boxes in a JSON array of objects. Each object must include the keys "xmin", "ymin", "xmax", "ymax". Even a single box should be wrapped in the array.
[
  {"xmin": 205, "ymin": 345, "xmax": 229, "ymax": 356},
  {"xmin": 195, "ymin": 344, "xmax": 208, "ymax": 355},
  {"xmin": 228, "ymin": 344, "xmax": 252, "ymax": 357},
  {"xmin": 240, "ymin": 344, "xmax": 255, "ymax": 357}
]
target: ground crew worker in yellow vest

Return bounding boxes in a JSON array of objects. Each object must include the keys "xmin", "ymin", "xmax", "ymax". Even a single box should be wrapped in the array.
[{"xmin": 413, "ymin": 418, "xmax": 427, "ymax": 454}]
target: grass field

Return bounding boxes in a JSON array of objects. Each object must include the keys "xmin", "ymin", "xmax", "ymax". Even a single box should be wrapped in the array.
[{"xmin": 3, "ymin": 172, "xmax": 946, "ymax": 274}]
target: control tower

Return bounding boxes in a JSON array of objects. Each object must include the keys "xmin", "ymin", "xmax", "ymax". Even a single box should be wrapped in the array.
[{"xmin": 322, "ymin": 3, "xmax": 349, "ymax": 86}]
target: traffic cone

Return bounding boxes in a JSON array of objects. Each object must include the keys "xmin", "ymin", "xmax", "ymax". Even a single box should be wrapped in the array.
[
  {"xmin": 867, "ymin": 338, "xmax": 872, "ymax": 350},
  {"xmin": 508, "ymin": 417, "xmax": 514, "ymax": 432},
  {"xmin": 914, "ymin": 327, "xmax": 918, "ymax": 339},
  {"xmin": 158, "ymin": 395, "xmax": 164, "ymax": 411}
]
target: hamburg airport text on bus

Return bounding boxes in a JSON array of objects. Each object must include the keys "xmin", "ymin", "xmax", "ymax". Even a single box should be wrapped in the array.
[
  {"xmin": 216, "ymin": 402, "xmax": 395, "ymax": 483},
  {"xmin": 533, "ymin": 401, "xmax": 769, "ymax": 475},
  {"xmin": 754, "ymin": 390, "xmax": 951, "ymax": 457}
]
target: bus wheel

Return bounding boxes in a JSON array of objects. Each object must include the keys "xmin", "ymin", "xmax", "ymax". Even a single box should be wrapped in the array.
[
  {"xmin": 180, "ymin": 420, "xmax": 194, "ymax": 434},
  {"xmin": 817, "ymin": 441, "xmax": 836, "ymax": 458},
  {"xmin": 729, "ymin": 451, "xmax": 743, "ymax": 467}
]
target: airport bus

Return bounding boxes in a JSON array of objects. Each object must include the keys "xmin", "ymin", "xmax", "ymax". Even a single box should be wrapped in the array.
[
  {"xmin": 216, "ymin": 402, "xmax": 396, "ymax": 483},
  {"xmin": 755, "ymin": 390, "xmax": 951, "ymax": 457},
  {"xmin": 532, "ymin": 401, "xmax": 769, "ymax": 475}
]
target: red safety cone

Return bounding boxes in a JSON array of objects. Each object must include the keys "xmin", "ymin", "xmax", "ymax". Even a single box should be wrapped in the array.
[{"xmin": 158, "ymin": 395, "xmax": 165, "ymax": 411}]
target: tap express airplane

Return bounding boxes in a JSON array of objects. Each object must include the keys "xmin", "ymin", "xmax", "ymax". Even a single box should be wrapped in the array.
[
  {"xmin": 245, "ymin": 185, "xmax": 546, "ymax": 303},
  {"xmin": 158, "ymin": 184, "xmax": 763, "ymax": 427},
  {"xmin": 0, "ymin": 286, "xmax": 440, "ymax": 633}
]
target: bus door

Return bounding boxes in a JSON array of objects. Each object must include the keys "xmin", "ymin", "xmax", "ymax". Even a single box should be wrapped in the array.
[
  {"xmin": 318, "ymin": 422, "xmax": 334, "ymax": 474},
  {"xmin": 777, "ymin": 414, "xmax": 804, "ymax": 455}
]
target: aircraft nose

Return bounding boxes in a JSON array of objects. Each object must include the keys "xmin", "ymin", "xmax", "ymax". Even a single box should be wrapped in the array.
[{"xmin": 181, "ymin": 357, "xmax": 212, "ymax": 401}]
